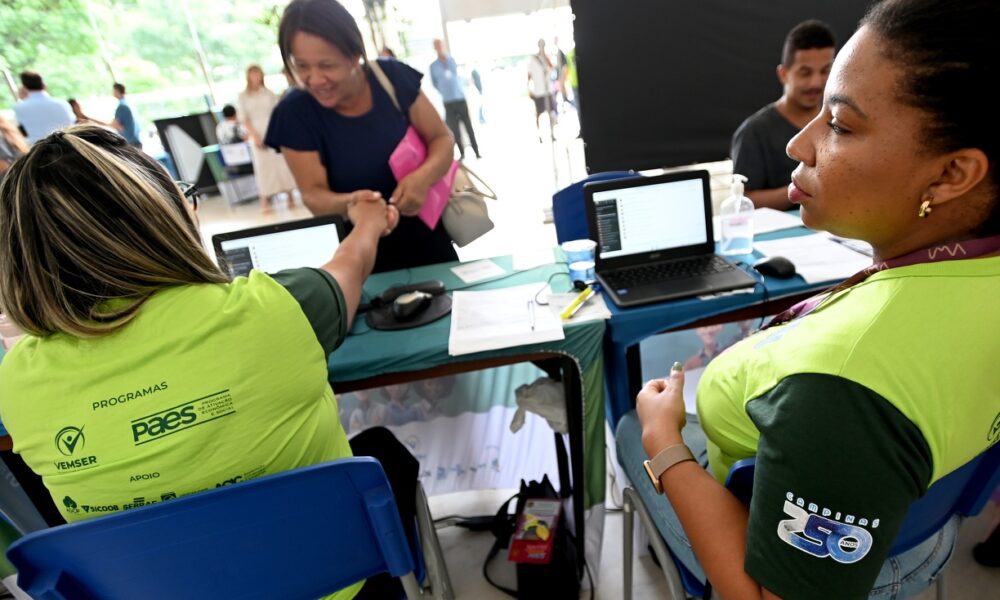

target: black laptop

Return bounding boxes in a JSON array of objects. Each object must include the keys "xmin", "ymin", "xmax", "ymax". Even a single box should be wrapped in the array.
[
  {"xmin": 211, "ymin": 215, "xmax": 346, "ymax": 278},
  {"xmin": 584, "ymin": 170, "xmax": 756, "ymax": 308}
]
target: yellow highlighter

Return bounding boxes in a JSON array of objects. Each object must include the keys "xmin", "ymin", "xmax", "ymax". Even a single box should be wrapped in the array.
[{"xmin": 560, "ymin": 285, "xmax": 595, "ymax": 321}]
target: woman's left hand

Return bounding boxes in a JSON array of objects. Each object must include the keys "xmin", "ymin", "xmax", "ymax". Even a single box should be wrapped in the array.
[
  {"xmin": 390, "ymin": 172, "xmax": 432, "ymax": 217},
  {"xmin": 636, "ymin": 365, "xmax": 687, "ymax": 456}
]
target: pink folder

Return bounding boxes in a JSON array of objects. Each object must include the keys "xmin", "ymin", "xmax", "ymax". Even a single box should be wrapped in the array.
[{"xmin": 388, "ymin": 126, "xmax": 459, "ymax": 230}]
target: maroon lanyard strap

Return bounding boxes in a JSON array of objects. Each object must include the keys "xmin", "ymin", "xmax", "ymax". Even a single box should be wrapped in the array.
[{"xmin": 762, "ymin": 236, "xmax": 1000, "ymax": 330}]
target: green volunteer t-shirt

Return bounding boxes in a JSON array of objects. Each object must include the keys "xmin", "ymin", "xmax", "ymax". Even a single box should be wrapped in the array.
[
  {"xmin": 0, "ymin": 268, "xmax": 363, "ymax": 600},
  {"xmin": 696, "ymin": 256, "xmax": 1000, "ymax": 600}
]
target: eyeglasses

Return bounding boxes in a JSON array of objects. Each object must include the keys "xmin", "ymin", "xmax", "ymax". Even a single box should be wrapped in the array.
[{"xmin": 176, "ymin": 181, "xmax": 200, "ymax": 211}]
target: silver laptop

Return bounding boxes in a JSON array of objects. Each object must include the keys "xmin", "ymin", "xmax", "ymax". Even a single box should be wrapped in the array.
[
  {"xmin": 211, "ymin": 215, "xmax": 346, "ymax": 278},
  {"xmin": 584, "ymin": 170, "xmax": 756, "ymax": 308}
]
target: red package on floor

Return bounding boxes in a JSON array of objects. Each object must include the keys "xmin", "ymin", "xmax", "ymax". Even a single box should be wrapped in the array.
[{"xmin": 508, "ymin": 498, "xmax": 562, "ymax": 564}]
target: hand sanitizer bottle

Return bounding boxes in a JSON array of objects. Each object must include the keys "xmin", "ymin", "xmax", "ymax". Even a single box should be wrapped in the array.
[{"xmin": 719, "ymin": 174, "xmax": 754, "ymax": 256}]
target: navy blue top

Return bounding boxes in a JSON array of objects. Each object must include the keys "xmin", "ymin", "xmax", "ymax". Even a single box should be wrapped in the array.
[{"xmin": 266, "ymin": 58, "xmax": 457, "ymax": 273}]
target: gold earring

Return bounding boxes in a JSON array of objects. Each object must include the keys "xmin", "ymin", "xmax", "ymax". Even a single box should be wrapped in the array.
[{"xmin": 918, "ymin": 198, "xmax": 933, "ymax": 218}]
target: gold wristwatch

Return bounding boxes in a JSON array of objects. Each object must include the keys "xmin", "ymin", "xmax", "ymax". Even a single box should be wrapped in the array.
[{"xmin": 643, "ymin": 443, "xmax": 695, "ymax": 494}]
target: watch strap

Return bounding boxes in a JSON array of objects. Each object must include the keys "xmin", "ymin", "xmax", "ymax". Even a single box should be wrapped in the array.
[{"xmin": 643, "ymin": 443, "xmax": 695, "ymax": 494}]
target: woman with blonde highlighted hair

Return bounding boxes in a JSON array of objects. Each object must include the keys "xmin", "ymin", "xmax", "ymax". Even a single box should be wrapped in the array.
[{"xmin": 0, "ymin": 126, "xmax": 419, "ymax": 598}]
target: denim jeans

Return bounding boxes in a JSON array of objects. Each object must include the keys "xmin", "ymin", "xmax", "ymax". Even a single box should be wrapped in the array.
[{"xmin": 615, "ymin": 411, "xmax": 958, "ymax": 598}]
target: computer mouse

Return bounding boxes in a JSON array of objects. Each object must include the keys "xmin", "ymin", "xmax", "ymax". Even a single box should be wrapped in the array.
[
  {"xmin": 392, "ymin": 291, "xmax": 433, "ymax": 321},
  {"xmin": 753, "ymin": 256, "xmax": 797, "ymax": 279}
]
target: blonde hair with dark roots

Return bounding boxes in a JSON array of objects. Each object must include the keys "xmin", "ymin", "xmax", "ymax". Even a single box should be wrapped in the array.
[{"xmin": 0, "ymin": 125, "xmax": 228, "ymax": 338}]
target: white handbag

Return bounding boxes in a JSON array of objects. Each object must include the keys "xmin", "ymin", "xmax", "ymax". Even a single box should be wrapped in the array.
[{"xmin": 445, "ymin": 163, "xmax": 497, "ymax": 247}]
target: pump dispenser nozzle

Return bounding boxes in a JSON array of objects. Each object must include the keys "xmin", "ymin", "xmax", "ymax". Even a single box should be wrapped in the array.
[{"xmin": 731, "ymin": 174, "xmax": 748, "ymax": 199}]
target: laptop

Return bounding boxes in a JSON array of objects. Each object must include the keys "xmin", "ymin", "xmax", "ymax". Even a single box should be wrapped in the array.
[
  {"xmin": 584, "ymin": 170, "xmax": 756, "ymax": 308},
  {"xmin": 211, "ymin": 215, "xmax": 346, "ymax": 278}
]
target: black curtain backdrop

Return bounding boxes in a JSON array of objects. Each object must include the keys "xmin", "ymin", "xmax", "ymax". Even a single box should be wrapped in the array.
[{"xmin": 571, "ymin": 0, "xmax": 870, "ymax": 173}]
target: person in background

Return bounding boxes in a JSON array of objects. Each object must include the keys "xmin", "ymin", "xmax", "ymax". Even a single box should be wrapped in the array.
[
  {"xmin": 67, "ymin": 99, "xmax": 97, "ymax": 124},
  {"xmin": 628, "ymin": 2, "xmax": 1000, "ymax": 598},
  {"xmin": 12, "ymin": 71, "xmax": 74, "ymax": 144},
  {"xmin": 379, "ymin": 47, "xmax": 396, "ymax": 59},
  {"xmin": 470, "ymin": 67, "xmax": 485, "ymax": 124},
  {"xmin": 266, "ymin": 0, "xmax": 458, "ymax": 273},
  {"xmin": 0, "ymin": 115, "xmax": 29, "ymax": 180},
  {"xmin": 110, "ymin": 83, "xmax": 143, "ymax": 148},
  {"xmin": 0, "ymin": 124, "xmax": 416, "ymax": 600},
  {"xmin": 215, "ymin": 104, "xmax": 248, "ymax": 145},
  {"xmin": 527, "ymin": 39, "xmax": 557, "ymax": 142},
  {"xmin": 567, "ymin": 47, "xmax": 582, "ymax": 138},
  {"xmin": 239, "ymin": 65, "xmax": 298, "ymax": 213},
  {"xmin": 731, "ymin": 20, "xmax": 836, "ymax": 210},
  {"xmin": 429, "ymin": 38, "xmax": 480, "ymax": 160},
  {"xmin": 553, "ymin": 36, "xmax": 570, "ymax": 110}
]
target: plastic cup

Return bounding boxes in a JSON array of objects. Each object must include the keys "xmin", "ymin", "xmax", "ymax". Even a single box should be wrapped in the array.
[
  {"xmin": 561, "ymin": 239, "xmax": 596, "ymax": 264},
  {"xmin": 569, "ymin": 260, "xmax": 596, "ymax": 284}
]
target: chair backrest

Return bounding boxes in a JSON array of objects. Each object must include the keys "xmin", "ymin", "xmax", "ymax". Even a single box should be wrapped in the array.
[
  {"xmin": 723, "ymin": 441, "xmax": 1000, "ymax": 556},
  {"xmin": 7, "ymin": 457, "xmax": 416, "ymax": 600},
  {"xmin": 552, "ymin": 171, "xmax": 635, "ymax": 244}
]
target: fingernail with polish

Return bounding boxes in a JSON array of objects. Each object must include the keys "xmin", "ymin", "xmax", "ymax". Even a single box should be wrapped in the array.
[{"xmin": 671, "ymin": 361, "xmax": 683, "ymax": 373}]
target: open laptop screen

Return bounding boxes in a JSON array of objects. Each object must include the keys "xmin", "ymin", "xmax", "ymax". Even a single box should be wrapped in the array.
[
  {"xmin": 591, "ymin": 176, "xmax": 708, "ymax": 260},
  {"xmin": 212, "ymin": 215, "xmax": 345, "ymax": 278}
]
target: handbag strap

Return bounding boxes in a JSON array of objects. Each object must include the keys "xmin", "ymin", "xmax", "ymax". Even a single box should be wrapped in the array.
[
  {"xmin": 368, "ymin": 60, "xmax": 403, "ymax": 115},
  {"xmin": 457, "ymin": 163, "xmax": 497, "ymax": 200}
]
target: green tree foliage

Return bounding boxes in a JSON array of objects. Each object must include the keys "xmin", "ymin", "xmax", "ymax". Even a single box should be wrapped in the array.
[
  {"xmin": 0, "ymin": 0, "xmax": 105, "ymax": 108},
  {"xmin": 1, "ymin": 0, "xmax": 286, "ymax": 115}
]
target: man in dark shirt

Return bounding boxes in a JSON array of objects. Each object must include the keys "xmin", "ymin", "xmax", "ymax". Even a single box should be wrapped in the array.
[{"xmin": 731, "ymin": 20, "xmax": 835, "ymax": 210}]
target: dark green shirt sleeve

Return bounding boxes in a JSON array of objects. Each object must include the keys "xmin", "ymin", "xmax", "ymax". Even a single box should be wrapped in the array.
[
  {"xmin": 270, "ymin": 268, "xmax": 348, "ymax": 355},
  {"xmin": 743, "ymin": 374, "xmax": 933, "ymax": 600}
]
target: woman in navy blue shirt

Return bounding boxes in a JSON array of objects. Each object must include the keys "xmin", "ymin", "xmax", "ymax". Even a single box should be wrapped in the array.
[{"xmin": 266, "ymin": 0, "xmax": 458, "ymax": 273}]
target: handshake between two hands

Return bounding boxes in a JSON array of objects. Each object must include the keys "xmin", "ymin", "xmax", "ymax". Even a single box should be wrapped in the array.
[{"xmin": 348, "ymin": 190, "xmax": 400, "ymax": 238}]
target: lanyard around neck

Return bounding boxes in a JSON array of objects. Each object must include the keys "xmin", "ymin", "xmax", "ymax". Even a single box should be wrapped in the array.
[{"xmin": 762, "ymin": 235, "xmax": 1000, "ymax": 330}]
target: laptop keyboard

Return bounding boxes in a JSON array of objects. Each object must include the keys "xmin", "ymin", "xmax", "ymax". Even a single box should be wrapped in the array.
[{"xmin": 604, "ymin": 255, "xmax": 735, "ymax": 289}]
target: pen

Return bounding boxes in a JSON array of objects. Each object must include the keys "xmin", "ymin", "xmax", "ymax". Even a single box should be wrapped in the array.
[
  {"xmin": 528, "ymin": 300, "xmax": 536, "ymax": 331},
  {"xmin": 560, "ymin": 285, "xmax": 595, "ymax": 321}
]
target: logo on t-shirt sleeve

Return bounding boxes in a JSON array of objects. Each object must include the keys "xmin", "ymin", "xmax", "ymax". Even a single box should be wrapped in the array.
[{"xmin": 777, "ymin": 492, "xmax": 879, "ymax": 564}]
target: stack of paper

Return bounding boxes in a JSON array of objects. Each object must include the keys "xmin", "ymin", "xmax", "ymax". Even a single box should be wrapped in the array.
[
  {"xmin": 755, "ymin": 233, "xmax": 871, "ymax": 284},
  {"xmin": 450, "ymin": 259, "xmax": 506, "ymax": 284},
  {"xmin": 449, "ymin": 283, "xmax": 566, "ymax": 356}
]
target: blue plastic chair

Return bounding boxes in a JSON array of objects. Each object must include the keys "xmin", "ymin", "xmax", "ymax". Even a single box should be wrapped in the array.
[
  {"xmin": 552, "ymin": 171, "xmax": 636, "ymax": 243},
  {"xmin": 621, "ymin": 416, "xmax": 1000, "ymax": 599},
  {"xmin": 6, "ymin": 457, "xmax": 428, "ymax": 600}
]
